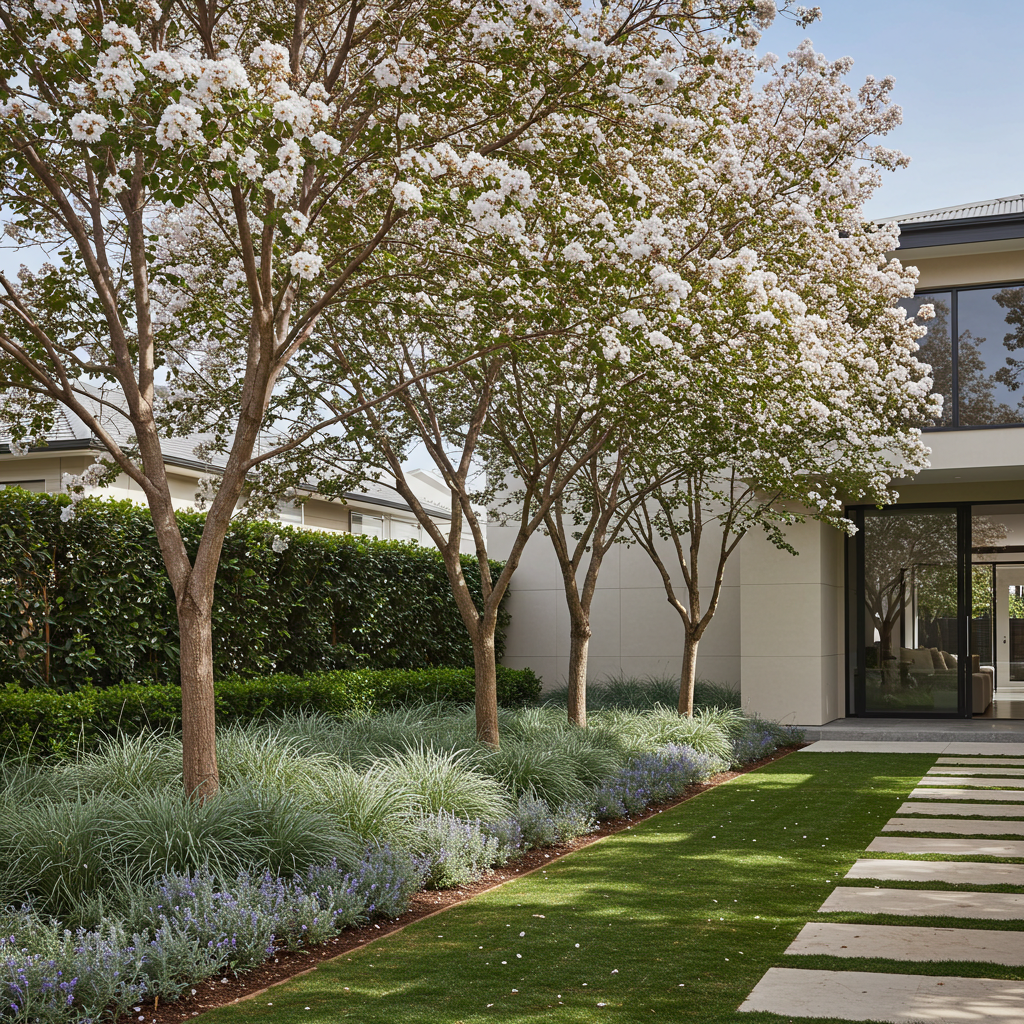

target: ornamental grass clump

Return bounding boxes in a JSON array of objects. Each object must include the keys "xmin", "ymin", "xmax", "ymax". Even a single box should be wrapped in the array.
[
  {"xmin": 0, "ymin": 784, "xmax": 362, "ymax": 921},
  {"xmin": 373, "ymin": 744, "xmax": 511, "ymax": 821},
  {"xmin": 544, "ymin": 675, "xmax": 743, "ymax": 713}
]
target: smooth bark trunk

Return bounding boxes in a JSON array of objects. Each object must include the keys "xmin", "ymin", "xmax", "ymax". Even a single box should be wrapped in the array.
[
  {"xmin": 566, "ymin": 617, "xmax": 591, "ymax": 728},
  {"xmin": 177, "ymin": 596, "xmax": 219, "ymax": 800},
  {"xmin": 678, "ymin": 632, "xmax": 699, "ymax": 718},
  {"xmin": 471, "ymin": 629, "xmax": 499, "ymax": 747}
]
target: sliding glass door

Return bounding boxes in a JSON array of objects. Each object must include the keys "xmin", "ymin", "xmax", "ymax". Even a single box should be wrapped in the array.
[{"xmin": 853, "ymin": 506, "xmax": 968, "ymax": 716}]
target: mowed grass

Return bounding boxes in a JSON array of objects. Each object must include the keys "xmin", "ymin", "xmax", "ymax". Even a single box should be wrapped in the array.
[{"xmin": 200, "ymin": 753, "xmax": 936, "ymax": 1024}]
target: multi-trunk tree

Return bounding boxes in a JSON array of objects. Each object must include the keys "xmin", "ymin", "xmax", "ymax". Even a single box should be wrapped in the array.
[{"xmin": 492, "ymin": 37, "xmax": 944, "ymax": 723}]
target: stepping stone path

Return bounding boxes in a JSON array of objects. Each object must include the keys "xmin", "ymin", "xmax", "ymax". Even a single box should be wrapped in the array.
[{"xmin": 739, "ymin": 752, "xmax": 1024, "ymax": 1022}]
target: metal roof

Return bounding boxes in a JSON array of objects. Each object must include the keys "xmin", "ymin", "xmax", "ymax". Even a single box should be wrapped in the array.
[{"xmin": 880, "ymin": 195, "xmax": 1024, "ymax": 225}]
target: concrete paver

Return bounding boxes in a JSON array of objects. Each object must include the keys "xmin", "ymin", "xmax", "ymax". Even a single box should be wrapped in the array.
[
  {"xmin": 916, "ymin": 776, "xmax": 1024, "ymax": 788},
  {"xmin": 937, "ymin": 758, "xmax": 1024, "ymax": 766},
  {"xmin": 845, "ymin": 858, "xmax": 1024, "ymax": 886},
  {"xmin": 867, "ymin": 836, "xmax": 1024, "ymax": 857},
  {"xmin": 738, "ymin": 967, "xmax": 1024, "ymax": 1020},
  {"xmin": 818, "ymin": 886, "xmax": 1024, "ymax": 919},
  {"xmin": 786, "ymin": 921, "xmax": 1024, "ymax": 965},
  {"xmin": 883, "ymin": 818, "xmax": 1024, "ymax": 836},
  {"xmin": 909, "ymin": 787, "xmax": 1024, "ymax": 802},
  {"xmin": 897, "ymin": 802, "xmax": 1024, "ymax": 818}
]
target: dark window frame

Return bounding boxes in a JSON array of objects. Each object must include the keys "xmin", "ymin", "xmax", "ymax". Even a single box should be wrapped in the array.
[{"xmin": 913, "ymin": 281, "xmax": 1024, "ymax": 432}]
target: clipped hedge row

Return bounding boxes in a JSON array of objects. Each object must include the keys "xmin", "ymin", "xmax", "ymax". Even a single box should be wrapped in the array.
[
  {"xmin": 0, "ymin": 666, "xmax": 542, "ymax": 759},
  {"xmin": 0, "ymin": 489, "xmax": 510, "ymax": 688}
]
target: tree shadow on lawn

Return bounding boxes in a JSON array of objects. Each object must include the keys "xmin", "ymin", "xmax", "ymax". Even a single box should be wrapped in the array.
[{"xmin": 197, "ymin": 753, "xmax": 936, "ymax": 1024}]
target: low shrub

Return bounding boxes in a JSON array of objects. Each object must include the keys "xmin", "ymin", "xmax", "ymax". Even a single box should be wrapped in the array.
[
  {"xmin": 337, "ymin": 845, "xmax": 425, "ymax": 922},
  {"xmin": 729, "ymin": 716, "xmax": 804, "ymax": 765},
  {"xmin": 593, "ymin": 743, "xmax": 721, "ymax": 820},
  {"xmin": 514, "ymin": 794, "xmax": 597, "ymax": 849},
  {"xmin": 0, "ymin": 666, "xmax": 542, "ymax": 760},
  {"xmin": 0, "ymin": 914, "xmax": 148, "ymax": 1024},
  {"xmin": 409, "ymin": 812, "xmax": 504, "ymax": 889}
]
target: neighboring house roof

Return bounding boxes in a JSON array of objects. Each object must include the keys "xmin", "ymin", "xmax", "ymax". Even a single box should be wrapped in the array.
[
  {"xmin": 0, "ymin": 384, "xmax": 450, "ymax": 519},
  {"xmin": 878, "ymin": 195, "xmax": 1024, "ymax": 251}
]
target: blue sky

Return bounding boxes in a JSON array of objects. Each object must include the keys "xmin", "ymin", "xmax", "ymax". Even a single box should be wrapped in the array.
[{"xmin": 757, "ymin": 0, "xmax": 1024, "ymax": 219}]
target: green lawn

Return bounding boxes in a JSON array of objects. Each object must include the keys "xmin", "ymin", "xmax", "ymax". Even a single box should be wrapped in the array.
[{"xmin": 201, "ymin": 753, "xmax": 943, "ymax": 1024}]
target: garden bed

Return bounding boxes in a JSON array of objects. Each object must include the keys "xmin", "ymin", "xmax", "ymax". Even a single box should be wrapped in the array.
[
  {"xmin": 1, "ymin": 700, "xmax": 803, "ymax": 1023},
  {"xmin": 111, "ymin": 744, "xmax": 804, "ymax": 1024}
]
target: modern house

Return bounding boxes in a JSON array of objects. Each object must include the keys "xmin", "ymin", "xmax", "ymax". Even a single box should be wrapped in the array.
[{"xmin": 494, "ymin": 196, "xmax": 1024, "ymax": 727}]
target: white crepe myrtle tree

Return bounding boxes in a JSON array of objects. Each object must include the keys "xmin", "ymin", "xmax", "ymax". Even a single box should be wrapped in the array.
[
  {"xmin": 609, "ymin": 40, "xmax": 945, "ymax": 717},
  {"xmin": 480, "ymin": 34, "xmax": 943, "ymax": 725},
  {"xmin": 0, "ymin": 0, "xmax": 801, "ymax": 792}
]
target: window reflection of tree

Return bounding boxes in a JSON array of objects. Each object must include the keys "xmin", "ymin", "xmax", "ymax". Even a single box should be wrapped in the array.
[
  {"xmin": 864, "ymin": 513, "xmax": 957, "ymax": 668},
  {"xmin": 949, "ymin": 288, "xmax": 1022, "ymax": 425},
  {"xmin": 864, "ymin": 514, "xmax": 1006, "ymax": 672},
  {"xmin": 993, "ymin": 286, "xmax": 1024, "ymax": 400},
  {"xmin": 914, "ymin": 297, "xmax": 953, "ymax": 427}
]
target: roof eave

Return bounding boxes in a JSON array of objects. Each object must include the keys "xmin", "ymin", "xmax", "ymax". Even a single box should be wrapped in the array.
[{"xmin": 894, "ymin": 212, "xmax": 1024, "ymax": 251}]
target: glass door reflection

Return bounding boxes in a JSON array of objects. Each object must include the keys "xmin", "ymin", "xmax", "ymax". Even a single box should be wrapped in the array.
[{"xmin": 863, "ymin": 508, "xmax": 960, "ymax": 713}]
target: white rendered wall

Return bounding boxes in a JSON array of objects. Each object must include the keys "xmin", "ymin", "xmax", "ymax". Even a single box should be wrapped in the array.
[
  {"xmin": 738, "ymin": 518, "xmax": 845, "ymax": 727},
  {"xmin": 488, "ymin": 520, "xmax": 741, "ymax": 693}
]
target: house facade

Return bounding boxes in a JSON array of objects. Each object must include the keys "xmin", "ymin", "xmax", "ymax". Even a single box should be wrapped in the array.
[
  {"xmin": 494, "ymin": 196, "xmax": 1024, "ymax": 726},
  {"xmin": 0, "ymin": 393, "xmax": 479, "ymax": 553}
]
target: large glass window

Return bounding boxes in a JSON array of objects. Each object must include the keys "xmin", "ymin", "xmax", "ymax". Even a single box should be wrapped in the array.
[
  {"xmin": 957, "ymin": 287, "xmax": 1024, "ymax": 425},
  {"xmin": 902, "ymin": 285, "xmax": 1024, "ymax": 428}
]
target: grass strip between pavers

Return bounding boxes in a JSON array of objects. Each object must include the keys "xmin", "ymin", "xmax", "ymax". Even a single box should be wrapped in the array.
[{"xmin": 200, "ymin": 753, "xmax": 938, "ymax": 1024}]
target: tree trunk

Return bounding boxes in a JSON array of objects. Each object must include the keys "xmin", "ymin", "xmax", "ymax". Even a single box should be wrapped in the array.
[
  {"xmin": 678, "ymin": 633, "xmax": 699, "ymax": 718},
  {"xmin": 472, "ymin": 629, "xmax": 499, "ymax": 748},
  {"xmin": 177, "ymin": 595, "xmax": 219, "ymax": 800},
  {"xmin": 566, "ymin": 616, "xmax": 591, "ymax": 728}
]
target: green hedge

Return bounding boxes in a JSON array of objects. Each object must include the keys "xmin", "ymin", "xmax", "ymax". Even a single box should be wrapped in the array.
[
  {"xmin": 0, "ymin": 666, "xmax": 542, "ymax": 759},
  {"xmin": 0, "ymin": 490, "xmax": 510, "ymax": 688}
]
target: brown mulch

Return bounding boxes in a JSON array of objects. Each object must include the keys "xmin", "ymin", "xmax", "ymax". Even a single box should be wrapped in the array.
[{"xmin": 119, "ymin": 744, "xmax": 806, "ymax": 1023}]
